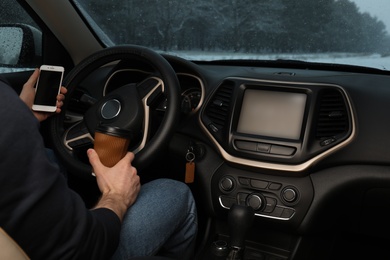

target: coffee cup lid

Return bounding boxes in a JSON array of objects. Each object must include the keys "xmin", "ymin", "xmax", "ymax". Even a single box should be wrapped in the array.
[{"xmin": 95, "ymin": 125, "xmax": 132, "ymax": 138}]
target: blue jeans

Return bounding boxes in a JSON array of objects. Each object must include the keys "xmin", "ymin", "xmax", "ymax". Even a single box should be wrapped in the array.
[{"xmin": 111, "ymin": 178, "xmax": 198, "ymax": 260}]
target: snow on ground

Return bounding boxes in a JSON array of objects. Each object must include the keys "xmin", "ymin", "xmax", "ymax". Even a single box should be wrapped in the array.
[
  {"xmin": 165, "ymin": 50, "xmax": 390, "ymax": 71},
  {"xmin": 2, "ymin": 51, "xmax": 390, "ymax": 73}
]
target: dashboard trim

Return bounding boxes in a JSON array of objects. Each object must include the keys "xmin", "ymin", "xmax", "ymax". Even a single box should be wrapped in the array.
[
  {"xmin": 218, "ymin": 196, "xmax": 296, "ymax": 221},
  {"xmin": 177, "ymin": 72, "xmax": 205, "ymax": 115},
  {"xmin": 200, "ymin": 77, "xmax": 356, "ymax": 172}
]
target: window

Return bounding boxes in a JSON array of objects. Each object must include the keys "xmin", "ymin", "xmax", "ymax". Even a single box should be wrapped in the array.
[
  {"xmin": 0, "ymin": 0, "xmax": 41, "ymax": 72},
  {"xmin": 73, "ymin": 0, "xmax": 390, "ymax": 71}
]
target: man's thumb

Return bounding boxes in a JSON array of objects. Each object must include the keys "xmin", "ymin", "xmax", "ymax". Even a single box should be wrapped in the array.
[{"xmin": 87, "ymin": 148, "xmax": 103, "ymax": 173}]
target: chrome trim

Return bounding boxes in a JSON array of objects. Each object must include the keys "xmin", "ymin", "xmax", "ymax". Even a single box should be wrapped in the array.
[
  {"xmin": 218, "ymin": 196, "xmax": 295, "ymax": 221},
  {"xmin": 100, "ymin": 99, "xmax": 121, "ymax": 119},
  {"xmin": 103, "ymin": 69, "xmax": 150, "ymax": 96},
  {"xmin": 63, "ymin": 121, "xmax": 93, "ymax": 151},
  {"xmin": 177, "ymin": 72, "xmax": 205, "ymax": 114},
  {"xmin": 200, "ymin": 77, "xmax": 356, "ymax": 172},
  {"xmin": 133, "ymin": 77, "xmax": 164, "ymax": 154}
]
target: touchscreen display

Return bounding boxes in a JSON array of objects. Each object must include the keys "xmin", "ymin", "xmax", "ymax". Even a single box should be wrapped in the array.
[{"xmin": 237, "ymin": 89, "xmax": 307, "ymax": 140}]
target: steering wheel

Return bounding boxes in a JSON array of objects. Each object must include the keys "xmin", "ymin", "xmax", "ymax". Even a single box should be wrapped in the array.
[{"xmin": 49, "ymin": 45, "xmax": 181, "ymax": 178}]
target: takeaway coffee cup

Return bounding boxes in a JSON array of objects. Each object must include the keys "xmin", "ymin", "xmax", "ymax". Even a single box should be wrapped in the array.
[{"xmin": 94, "ymin": 125, "xmax": 132, "ymax": 167}]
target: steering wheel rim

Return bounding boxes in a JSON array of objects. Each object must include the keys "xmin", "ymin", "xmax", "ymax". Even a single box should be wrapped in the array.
[{"xmin": 49, "ymin": 45, "xmax": 181, "ymax": 178}]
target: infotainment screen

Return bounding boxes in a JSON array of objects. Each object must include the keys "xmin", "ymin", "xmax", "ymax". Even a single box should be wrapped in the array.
[{"xmin": 237, "ymin": 89, "xmax": 307, "ymax": 140}]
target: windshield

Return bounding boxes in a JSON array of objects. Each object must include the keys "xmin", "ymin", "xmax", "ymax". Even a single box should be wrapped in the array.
[{"xmin": 73, "ymin": 0, "xmax": 390, "ymax": 71}]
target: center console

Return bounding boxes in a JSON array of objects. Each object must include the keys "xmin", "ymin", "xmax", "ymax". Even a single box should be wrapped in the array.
[
  {"xmin": 211, "ymin": 164, "xmax": 314, "ymax": 226},
  {"xmin": 196, "ymin": 77, "xmax": 355, "ymax": 259},
  {"xmin": 200, "ymin": 77, "xmax": 354, "ymax": 171}
]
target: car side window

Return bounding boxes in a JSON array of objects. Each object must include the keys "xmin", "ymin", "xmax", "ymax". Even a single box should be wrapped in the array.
[{"xmin": 0, "ymin": 0, "xmax": 41, "ymax": 73}]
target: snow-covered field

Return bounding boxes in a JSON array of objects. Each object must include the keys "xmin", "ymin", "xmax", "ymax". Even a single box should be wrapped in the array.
[
  {"xmin": 167, "ymin": 51, "xmax": 390, "ymax": 71},
  {"xmin": 2, "ymin": 51, "xmax": 390, "ymax": 73}
]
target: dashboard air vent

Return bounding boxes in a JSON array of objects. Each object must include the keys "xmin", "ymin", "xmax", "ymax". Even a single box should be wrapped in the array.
[
  {"xmin": 204, "ymin": 82, "xmax": 234, "ymax": 131},
  {"xmin": 315, "ymin": 89, "xmax": 349, "ymax": 139}
]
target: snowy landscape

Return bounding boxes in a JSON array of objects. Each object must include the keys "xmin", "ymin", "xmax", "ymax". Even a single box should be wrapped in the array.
[
  {"xmin": 167, "ymin": 51, "xmax": 390, "ymax": 71},
  {"xmin": 2, "ymin": 52, "xmax": 390, "ymax": 73}
]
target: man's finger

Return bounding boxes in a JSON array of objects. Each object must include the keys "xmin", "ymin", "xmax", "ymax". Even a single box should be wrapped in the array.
[
  {"xmin": 25, "ymin": 68, "xmax": 39, "ymax": 87},
  {"xmin": 121, "ymin": 152, "xmax": 135, "ymax": 164},
  {"xmin": 87, "ymin": 148, "xmax": 105, "ymax": 174}
]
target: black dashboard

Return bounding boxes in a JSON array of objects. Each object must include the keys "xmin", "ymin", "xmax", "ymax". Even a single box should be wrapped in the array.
[
  {"xmin": 161, "ymin": 56, "xmax": 390, "ymax": 239},
  {"xmin": 70, "ymin": 54, "xmax": 390, "ymax": 246}
]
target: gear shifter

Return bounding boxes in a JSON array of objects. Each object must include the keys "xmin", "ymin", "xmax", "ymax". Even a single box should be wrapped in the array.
[{"xmin": 227, "ymin": 204, "xmax": 255, "ymax": 260}]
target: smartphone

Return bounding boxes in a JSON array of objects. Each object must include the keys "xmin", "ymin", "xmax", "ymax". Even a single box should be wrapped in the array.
[{"xmin": 32, "ymin": 65, "xmax": 64, "ymax": 112}]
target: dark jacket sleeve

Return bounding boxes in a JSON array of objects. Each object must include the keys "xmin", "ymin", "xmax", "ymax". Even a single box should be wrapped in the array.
[{"xmin": 0, "ymin": 81, "xmax": 121, "ymax": 259}]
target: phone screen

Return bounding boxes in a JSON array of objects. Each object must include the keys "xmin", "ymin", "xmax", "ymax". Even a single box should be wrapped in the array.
[{"xmin": 34, "ymin": 70, "xmax": 63, "ymax": 106}]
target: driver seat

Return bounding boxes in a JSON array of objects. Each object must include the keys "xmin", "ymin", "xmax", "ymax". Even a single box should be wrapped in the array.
[{"xmin": 0, "ymin": 228, "xmax": 30, "ymax": 260}]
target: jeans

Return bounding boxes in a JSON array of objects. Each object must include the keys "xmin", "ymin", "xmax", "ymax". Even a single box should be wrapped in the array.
[{"xmin": 111, "ymin": 178, "xmax": 198, "ymax": 260}]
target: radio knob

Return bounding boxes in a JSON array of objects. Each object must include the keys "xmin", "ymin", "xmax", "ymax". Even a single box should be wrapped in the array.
[
  {"xmin": 246, "ymin": 193, "xmax": 264, "ymax": 211},
  {"xmin": 219, "ymin": 177, "xmax": 234, "ymax": 192},
  {"xmin": 282, "ymin": 187, "xmax": 298, "ymax": 203}
]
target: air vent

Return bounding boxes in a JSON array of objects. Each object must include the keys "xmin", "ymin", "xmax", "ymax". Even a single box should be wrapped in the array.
[
  {"xmin": 315, "ymin": 89, "xmax": 349, "ymax": 139},
  {"xmin": 204, "ymin": 82, "xmax": 234, "ymax": 131}
]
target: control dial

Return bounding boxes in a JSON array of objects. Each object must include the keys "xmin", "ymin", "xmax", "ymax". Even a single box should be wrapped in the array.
[
  {"xmin": 219, "ymin": 177, "xmax": 235, "ymax": 193},
  {"xmin": 282, "ymin": 187, "xmax": 299, "ymax": 204},
  {"xmin": 246, "ymin": 193, "xmax": 265, "ymax": 211}
]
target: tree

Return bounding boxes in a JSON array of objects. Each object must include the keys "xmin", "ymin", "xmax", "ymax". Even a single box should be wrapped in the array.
[{"xmin": 62, "ymin": 0, "xmax": 390, "ymax": 55}]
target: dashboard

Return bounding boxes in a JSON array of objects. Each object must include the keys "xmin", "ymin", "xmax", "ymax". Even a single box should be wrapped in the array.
[
  {"xmin": 67, "ymin": 54, "xmax": 390, "ymax": 241},
  {"xmin": 161, "ymin": 55, "xmax": 390, "ymax": 237}
]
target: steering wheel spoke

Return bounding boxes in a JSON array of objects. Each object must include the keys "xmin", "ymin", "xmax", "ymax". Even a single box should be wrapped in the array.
[
  {"xmin": 63, "ymin": 120, "xmax": 93, "ymax": 151},
  {"xmin": 137, "ymin": 77, "xmax": 164, "ymax": 101}
]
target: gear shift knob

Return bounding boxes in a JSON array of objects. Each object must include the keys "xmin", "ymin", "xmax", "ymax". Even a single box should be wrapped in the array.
[{"xmin": 227, "ymin": 204, "xmax": 255, "ymax": 259}]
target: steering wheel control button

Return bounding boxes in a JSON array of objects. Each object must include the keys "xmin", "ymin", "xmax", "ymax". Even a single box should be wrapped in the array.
[
  {"xmin": 219, "ymin": 177, "xmax": 235, "ymax": 193},
  {"xmin": 101, "ymin": 99, "xmax": 121, "ymax": 119},
  {"xmin": 251, "ymin": 179, "xmax": 269, "ymax": 189},
  {"xmin": 282, "ymin": 187, "xmax": 299, "ymax": 204},
  {"xmin": 246, "ymin": 193, "xmax": 265, "ymax": 211}
]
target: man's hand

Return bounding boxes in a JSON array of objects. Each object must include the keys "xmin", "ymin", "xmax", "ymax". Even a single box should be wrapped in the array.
[
  {"xmin": 87, "ymin": 149, "xmax": 140, "ymax": 221},
  {"xmin": 19, "ymin": 68, "xmax": 67, "ymax": 122}
]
